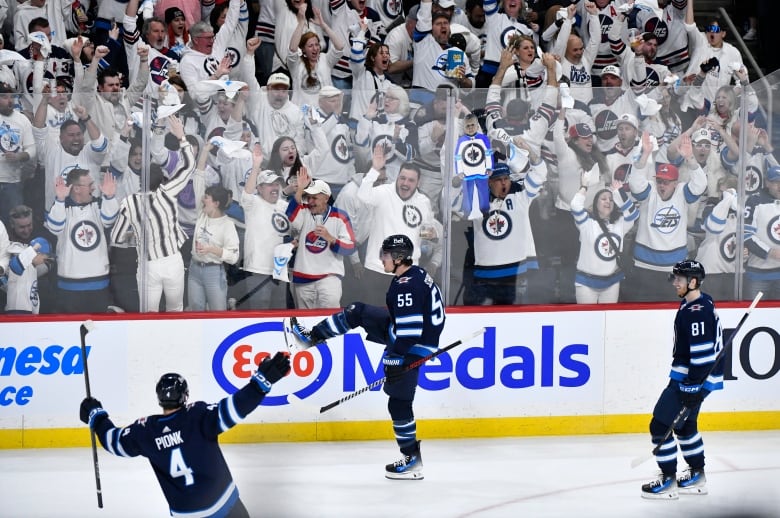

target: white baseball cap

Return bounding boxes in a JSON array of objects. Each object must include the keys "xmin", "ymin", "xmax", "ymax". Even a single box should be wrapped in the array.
[
  {"xmin": 616, "ymin": 113, "xmax": 639, "ymax": 129},
  {"xmin": 257, "ymin": 171, "xmax": 284, "ymax": 185},
  {"xmin": 267, "ymin": 72, "xmax": 290, "ymax": 87},
  {"xmin": 601, "ymin": 65, "xmax": 622, "ymax": 78},
  {"xmin": 303, "ymin": 179, "xmax": 332, "ymax": 197},
  {"xmin": 692, "ymin": 128, "xmax": 712, "ymax": 143},
  {"xmin": 436, "ymin": 0, "xmax": 455, "ymax": 8}
]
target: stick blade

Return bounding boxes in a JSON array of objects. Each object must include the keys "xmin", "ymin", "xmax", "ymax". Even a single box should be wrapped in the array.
[
  {"xmin": 630, "ymin": 453, "xmax": 652, "ymax": 469},
  {"xmin": 81, "ymin": 320, "xmax": 96, "ymax": 333}
]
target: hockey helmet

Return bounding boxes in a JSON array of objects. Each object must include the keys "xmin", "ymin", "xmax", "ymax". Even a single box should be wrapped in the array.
[
  {"xmin": 381, "ymin": 234, "xmax": 414, "ymax": 263},
  {"xmin": 671, "ymin": 260, "xmax": 705, "ymax": 282},
  {"xmin": 156, "ymin": 373, "xmax": 189, "ymax": 409}
]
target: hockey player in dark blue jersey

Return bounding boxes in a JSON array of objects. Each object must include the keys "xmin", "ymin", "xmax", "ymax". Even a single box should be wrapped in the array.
[
  {"xmin": 641, "ymin": 260, "xmax": 723, "ymax": 500},
  {"xmin": 285, "ymin": 234, "xmax": 445, "ymax": 480},
  {"xmin": 79, "ymin": 352, "xmax": 291, "ymax": 517}
]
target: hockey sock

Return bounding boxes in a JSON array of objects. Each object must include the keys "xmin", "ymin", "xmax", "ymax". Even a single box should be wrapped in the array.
[
  {"xmin": 393, "ymin": 418, "xmax": 417, "ymax": 454},
  {"xmin": 313, "ymin": 310, "xmax": 352, "ymax": 340},
  {"xmin": 678, "ymin": 431, "xmax": 705, "ymax": 469},
  {"xmin": 652, "ymin": 434, "xmax": 678, "ymax": 474}
]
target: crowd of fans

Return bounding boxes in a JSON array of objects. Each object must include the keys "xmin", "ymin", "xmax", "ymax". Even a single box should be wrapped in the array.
[{"xmin": 0, "ymin": 0, "xmax": 778, "ymax": 315}]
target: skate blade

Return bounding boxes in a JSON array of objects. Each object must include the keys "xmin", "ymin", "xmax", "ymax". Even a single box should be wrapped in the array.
[
  {"xmin": 640, "ymin": 490, "xmax": 679, "ymax": 500},
  {"xmin": 385, "ymin": 471, "xmax": 424, "ymax": 480},
  {"xmin": 678, "ymin": 486, "xmax": 708, "ymax": 495}
]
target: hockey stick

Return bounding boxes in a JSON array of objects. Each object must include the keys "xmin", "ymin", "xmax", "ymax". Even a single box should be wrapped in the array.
[
  {"xmin": 319, "ymin": 328, "xmax": 486, "ymax": 413},
  {"xmin": 80, "ymin": 320, "xmax": 103, "ymax": 509},
  {"xmin": 630, "ymin": 291, "xmax": 764, "ymax": 469}
]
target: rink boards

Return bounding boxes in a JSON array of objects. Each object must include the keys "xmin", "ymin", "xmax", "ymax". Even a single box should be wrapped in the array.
[{"xmin": 0, "ymin": 303, "xmax": 778, "ymax": 448}]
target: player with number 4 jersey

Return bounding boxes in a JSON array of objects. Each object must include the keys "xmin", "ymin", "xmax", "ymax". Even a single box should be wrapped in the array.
[
  {"xmin": 285, "ymin": 234, "xmax": 445, "ymax": 480},
  {"xmin": 79, "ymin": 352, "xmax": 291, "ymax": 517}
]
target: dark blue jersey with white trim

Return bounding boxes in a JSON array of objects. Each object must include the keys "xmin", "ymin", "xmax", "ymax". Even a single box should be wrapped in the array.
[
  {"xmin": 386, "ymin": 265, "xmax": 445, "ymax": 357},
  {"xmin": 669, "ymin": 292, "xmax": 724, "ymax": 392},
  {"xmin": 93, "ymin": 383, "xmax": 266, "ymax": 516}
]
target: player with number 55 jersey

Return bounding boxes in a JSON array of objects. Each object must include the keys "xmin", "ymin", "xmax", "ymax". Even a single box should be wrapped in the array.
[{"xmin": 285, "ymin": 234, "xmax": 445, "ymax": 480}]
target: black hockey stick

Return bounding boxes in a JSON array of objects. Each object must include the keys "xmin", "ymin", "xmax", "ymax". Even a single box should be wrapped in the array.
[
  {"xmin": 80, "ymin": 320, "xmax": 103, "ymax": 508},
  {"xmin": 630, "ymin": 291, "xmax": 764, "ymax": 468},
  {"xmin": 319, "ymin": 328, "xmax": 486, "ymax": 413}
]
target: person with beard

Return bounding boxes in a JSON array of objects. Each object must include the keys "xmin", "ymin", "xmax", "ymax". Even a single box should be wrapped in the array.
[
  {"xmin": 588, "ymin": 65, "xmax": 640, "ymax": 153},
  {"xmin": 46, "ymin": 167, "xmax": 119, "ymax": 313},
  {"xmin": 15, "ymin": 19, "xmax": 75, "ymax": 113},
  {"xmin": 0, "ymin": 85, "xmax": 35, "ymax": 228},
  {"xmin": 239, "ymin": 38, "xmax": 304, "ymax": 159},
  {"xmin": 610, "ymin": 27, "xmax": 671, "ymax": 97},
  {"xmin": 411, "ymin": 0, "xmax": 473, "ymax": 106},
  {"xmin": 625, "ymin": 0, "xmax": 689, "ymax": 74},
  {"xmin": 605, "ymin": 113, "xmax": 654, "ymax": 188},
  {"xmin": 302, "ymin": 86, "xmax": 355, "ymax": 198},
  {"xmin": 123, "ymin": 0, "xmax": 181, "ymax": 94},
  {"xmin": 3, "ymin": 213, "xmax": 52, "ymax": 315},
  {"xmin": 551, "ymin": 1, "xmax": 601, "ymax": 106},
  {"xmin": 72, "ymin": 44, "xmax": 149, "ymax": 143},
  {"xmin": 32, "ymin": 102, "xmax": 108, "ymax": 212},
  {"xmin": 356, "ymin": 146, "xmax": 441, "ymax": 305},
  {"xmin": 453, "ymin": 0, "xmax": 487, "ymax": 60},
  {"xmin": 239, "ymin": 145, "xmax": 291, "ymax": 309}
]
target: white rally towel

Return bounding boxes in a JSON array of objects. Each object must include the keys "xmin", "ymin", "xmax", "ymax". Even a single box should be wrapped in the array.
[{"xmin": 272, "ymin": 243, "xmax": 295, "ymax": 282}]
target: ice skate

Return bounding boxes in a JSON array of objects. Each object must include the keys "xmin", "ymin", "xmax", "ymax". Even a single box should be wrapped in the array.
[
  {"xmin": 283, "ymin": 317, "xmax": 323, "ymax": 352},
  {"xmin": 641, "ymin": 473, "xmax": 678, "ymax": 500},
  {"xmin": 677, "ymin": 468, "xmax": 707, "ymax": 495},
  {"xmin": 385, "ymin": 443, "xmax": 424, "ymax": 480}
]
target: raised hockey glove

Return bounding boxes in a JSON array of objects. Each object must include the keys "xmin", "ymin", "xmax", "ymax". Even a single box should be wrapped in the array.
[
  {"xmin": 700, "ymin": 57, "xmax": 719, "ymax": 73},
  {"xmin": 382, "ymin": 352, "xmax": 405, "ymax": 385},
  {"xmin": 252, "ymin": 351, "xmax": 292, "ymax": 393},
  {"xmin": 79, "ymin": 397, "xmax": 107, "ymax": 428},
  {"xmin": 678, "ymin": 382, "xmax": 704, "ymax": 407}
]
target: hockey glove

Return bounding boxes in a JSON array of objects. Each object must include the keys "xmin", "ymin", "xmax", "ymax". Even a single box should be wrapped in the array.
[
  {"xmin": 79, "ymin": 397, "xmax": 108, "ymax": 428},
  {"xmin": 678, "ymin": 382, "xmax": 704, "ymax": 407},
  {"xmin": 252, "ymin": 351, "xmax": 292, "ymax": 393},
  {"xmin": 700, "ymin": 57, "xmax": 719, "ymax": 74},
  {"xmin": 382, "ymin": 352, "xmax": 405, "ymax": 385}
]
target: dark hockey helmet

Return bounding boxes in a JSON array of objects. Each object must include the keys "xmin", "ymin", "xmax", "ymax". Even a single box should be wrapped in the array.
[
  {"xmin": 156, "ymin": 373, "xmax": 189, "ymax": 409},
  {"xmin": 381, "ymin": 234, "xmax": 414, "ymax": 263},
  {"xmin": 671, "ymin": 260, "xmax": 706, "ymax": 282}
]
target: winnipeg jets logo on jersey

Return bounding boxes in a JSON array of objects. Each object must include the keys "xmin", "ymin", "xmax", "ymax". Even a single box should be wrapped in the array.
[
  {"xmin": 483, "ymin": 210, "xmax": 512, "ymax": 240},
  {"xmin": 768, "ymin": 215, "xmax": 780, "ymax": 245},
  {"xmin": 271, "ymin": 212, "xmax": 290, "ymax": 234},
  {"xmin": 304, "ymin": 230, "xmax": 329, "ymax": 253},
  {"xmin": 402, "ymin": 204, "xmax": 423, "ymax": 229},
  {"xmin": 595, "ymin": 233, "xmax": 620, "ymax": 261},
  {"xmin": 643, "ymin": 17, "xmax": 669, "ymax": 45},
  {"xmin": 0, "ymin": 123, "xmax": 21, "ymax": 153},
  {"xmin": 396, "ymin": 275, "xmax": 411, "ymax": 284},
  {"xmin": 371, "ymin": 135, "xmax": 396, "ymax": 162},
  {"xmin": 150, "ymin": 56, "xmax": 172, "ymax": 85},
  {"xmin": 71, "ymin": 220, "xmax": 101, "ymax": 251},
  {"xmin": 29, "ymin": 280, "xmax": 40, "ymax": 308},
  {"xmin": 331, "ymin": 134, "xmax": 352, "ymax": 164},
  {"xmin": 594, "ymin": 110, "xmax": 620, "ymax": 140},
  {"xmin": 688, "ymin": 303, "xmax": 704, "ymax": 312},
  {"xmin": 719, "ymin": 231, "xmax": 737, "ymax": 262},
  {"xmin": 60, "ymin": 164, "xmax": 80, "ymax": 182},
  {"xmin": 650, "ymin": 205, "xmax": 681, "ymax": 233},
  {"xmin": 744, "ymin": 165, "xmax": 763, "ymax": 195},
  {"xmin": 462, "ymin": 142, "xmax": 486, "ymax": 167},
  {"xmin": 597, "ymin": 14, "xmax": 615, "ymax": 43},
  {"xmin": 204, "ymin": 56, "xmax": 221, "ymax": 77},
  {"xmin": 433, "ymin": 53, "xmax": 451, "ymax": 78},
  {"xmin": 500, "ymin": 27, "xmax": 524, "ymax": 49},
  {"xmin": 382, "ymin": 0, "xmax": 403, "ymax": 19}
]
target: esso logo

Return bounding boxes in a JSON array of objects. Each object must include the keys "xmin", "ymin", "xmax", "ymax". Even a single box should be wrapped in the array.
[{"xmin": 211, "ymin": 321, "xmax": 333, "ymax": 406}]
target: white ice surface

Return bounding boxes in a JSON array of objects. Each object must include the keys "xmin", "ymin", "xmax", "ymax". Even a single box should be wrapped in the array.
[{"xmin": 2, "ymin": 432, "xmax": 779, "ymax": 517}]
